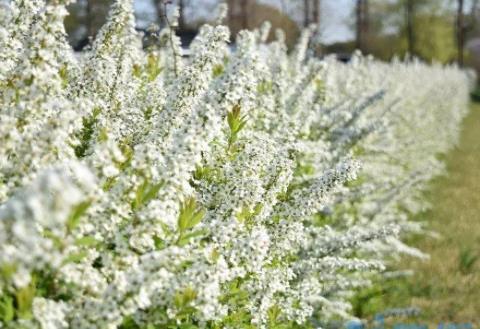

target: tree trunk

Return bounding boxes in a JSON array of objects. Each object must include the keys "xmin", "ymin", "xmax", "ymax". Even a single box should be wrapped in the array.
[
  {"xmin": 356, "ymin": 0, "xmax": 361, "ymax": 50},
  {"xmin": 178, "ymin": 0, "xmax": 185, "ymax": 31},
  {"xmin": 457, "ymin": 0, "xmax": 465, "ymax": 66},
  {"xmin": 406, "ymin": 0, "xmax": 415, "ymax": 56},
  {"xmin": 86, "ymin": 0, "xmax": 93, "ymax": 38},
  {"xmin": 240, "ymin": 0, "xmax": 248, "ymax": 29},
  {"xmin": 304, "ymin": 0, "xmax": 311, "ymax": 27},
  {"xmin": 356, "ymin": 0, "xmax": 368, "ymax": 52},
  {"xmin": 312, "ymin": 0, "xmax": 320, "ymax": 26},
  {"xmin": 239, "ymin": 0, "xmax": 250, "ymax": 30},
  {"xmin": 154, "ymin": 0, "xmax": 164, "ymax": 26},
  {"xmin": 362, "ymin": 0, "xmax": 368, "ymax": 41}
]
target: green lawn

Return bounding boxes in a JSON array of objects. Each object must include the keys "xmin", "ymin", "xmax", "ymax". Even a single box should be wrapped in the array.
[{"xmin": 352, "ymin": 103, "xmax": 480, "ymax": 327}]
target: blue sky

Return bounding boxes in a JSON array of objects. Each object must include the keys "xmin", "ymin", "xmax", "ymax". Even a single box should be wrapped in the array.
[{"xmin": 318, "ymin": 0, "xmax": 354, "ymax": 43}]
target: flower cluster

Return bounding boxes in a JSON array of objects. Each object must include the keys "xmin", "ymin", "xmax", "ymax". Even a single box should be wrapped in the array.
[{"xmin": 0, "ymin": 1, "xmax": 472, "ymax": 328}]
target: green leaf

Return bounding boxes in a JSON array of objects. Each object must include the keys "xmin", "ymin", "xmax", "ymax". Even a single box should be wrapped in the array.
[
  {"xmin": 188, "ymin": 208, "xmax": 205, "ymax": 229},
  {"xmin": 146, "ymin": 53, "xmax": 163, "ymax": 81},
  {"xmin": 43, "ymin": 230, "xmax": 64, "ymax": 249},
  {"xmin": 132, "ymin": 179, "xmax": 164, "ymax": 210},
  {"xmin": 62, "ymin": 251, "xmax": 88, "ymax": 265},
  {"xmin": 227, "ymin": 112, "xmax": 235, "ymax": 131},
  {"xmin": 59, "ymin": 65, "xmax": 69, "ymax": 89},
  {"xmin": 159, "ymin": 221, "xmax": 174, "ymax": 236},
  {"xmin": 177, "ymin": 229, "xmax": 208, "ymax": 247},
  {"xmin": 15, "ymin": 281, "xmax": 36, "ymax": 320},
  {"xmin": 177, "ymin": 197, "xmax": 205, "ymax": 233},
  {"xmin": 257, "ymin": 80, "xmax": 273, "ymax": 94},
  {"xmin": 74, "ymin": 236, "xmax": 99, "ymax": 247},
  {"xmin": 210, "ymin": 248, "xmax": 220, "ymax": 263},
  {"xmin": 267, "ymin": 305, "xmax": 282, "ymax": 323},
  {"xmin": 0, "ymin": 295, "xmax": 14, "ymax": 322},
  {"xmin": 212, "ymin": 64, "xmax": 224, "ymax": 77},
  {"xmin": 120, "ymin": 315, "xmax": 142, "ymax": 329},
  {"xmin": 117, "ymin": 141, "xmax": 134, "ymax": 171},
  {"xmin": 193, "ymin": 165, "xmax": 216, "ymax": 182},
  {"xmin": 98, "ymin": 127, "xmax": 109, "ymax": 143},
  {"xmin": 132, "ymin": 64, "xmax": 142, "ymax": 78},
  {"xmin": 74, "ymin": 107, "xmax": 101, "ymax": 158},
  {"xmin": 153, "ymin": 235, "xmax": 165, "ymax": 250},
  {"xmin": 0, "ymin": 263, "xmax": 16, "ymax": 282},
  {"xmin": 103, "ymin": 177, "xmax": 117, "ymax": 191},
  {"xmin": 236, "ymin": 203, "xmax": 262, "ymax": 228},
  {"xmin": 67, "ymin": 200, "xmax": 92, "ymax": 233},
  {"xmin": 237, "ymin": 118, "xmax": 248, "ymax": 133},
  {"xmin": 226, "ymin": 104, "xmax": 248, "ymax": 150},
  {"xmin": 174, "ymin": 287, "xmax": 197, "ymax": 309},
  {"xmin": 178, "ymin": 324, "xmax": 199, "ymax": 329},
  {"xmin": 143, "ymin": 182, "xmax": 163, "ymax": 205}
]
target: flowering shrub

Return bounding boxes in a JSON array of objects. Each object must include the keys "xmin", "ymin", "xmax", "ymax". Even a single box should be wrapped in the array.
[{"xmin": 0, "ymin": 0, "xmax": 471, "ymax": 328}]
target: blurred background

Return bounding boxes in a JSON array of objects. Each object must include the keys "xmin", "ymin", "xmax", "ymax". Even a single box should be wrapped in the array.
[{"xmin": 64, "ymin": 0, "xmax": 480, "ymax": 72}]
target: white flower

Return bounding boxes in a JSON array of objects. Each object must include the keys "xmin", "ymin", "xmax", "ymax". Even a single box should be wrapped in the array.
[
  {"xmin": 0, "ymin": 0, "xmax": 470, "ymax": 327},
  {"xmin": 33, "ymin": 298, "xmax": 70, "ymax": 329}
]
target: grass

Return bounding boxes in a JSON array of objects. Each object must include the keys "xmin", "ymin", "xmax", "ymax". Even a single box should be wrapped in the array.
[{"xmin": 352, "ymin": 102, "xmax": 480, "ymax": 327}]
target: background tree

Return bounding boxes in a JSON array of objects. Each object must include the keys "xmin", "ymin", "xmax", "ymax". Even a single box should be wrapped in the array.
[
  {"xmin": 62, "ymin": 0, "xmax": 478, "ymax": 66},
  {"xmin": 456, "ymin": 0, "xmax": 479, "ymax": 66},
  {"xmin": 304, "ymin": 0, "xmax": 310, "ymax": 27},
  {"xmin": 227, "ymin": 0, "xmax": 254, "ymax": 31},
  {"xmin": 304, "ymin": 0, "xmax": 321, "ymax": 27},
  {"xmin": 405, "ymin": 0, "xmax": 415, "ymax": 55},
  {"xmin": 64, "ymin": 0, "xmax": 112, "ymax": 49},
  {"xmin": 313, "ymin": 0, "xmax": 320, "ymax": 26},
  {"xmin": 356, "ymin": 0, "xmax": 369, "ymax": 52},
  {"xmin": 227, "ymin": 0, "xmax": 299, "ymax": 47}
]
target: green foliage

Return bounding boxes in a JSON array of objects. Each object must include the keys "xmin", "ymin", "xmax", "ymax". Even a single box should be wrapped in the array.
[
  {"xmin": 0, "ymin": 295, "xmax": 14, "ymax": 323},
  {"xmin": 174, "ymin": 287, "xmax": 197, "ymax": 315},
  {"xmin": 15, "ymin": 284, "xmax": 34, "ymax": 320},
  {"xmin": 62, "ymin": 250, "xmax": 89, "ymax": 265},
  {"xmin": 413, "ymin": 14, "xmax": 456, "ymax": 63},
  {"xmin": 0, "ymin": 264, "xmax": 16, "ymax": 283},
  {"xmin": 216, "ymin": 278, "xmax": 254, "ymax": 328},
  {"xmin": 131, "ymin": 179, "xmax": 164, "ymax": 211},
  {"xmin": 74, "ymin": 107, "xmax": 101, "ymax": 158},
  {"xmin": 235, "ymin": 203, "xmax": 263, "ymax": 228},
  {"xmin": 177, "ymin": 198, "xmax": 205, "ymax": 232},
  {"xmin": 257, "ymin": 80, "xmax": 273, "ymax": 95},
  {"xmin": 176, "ymin": 197, "xmax": 207, "ymax": 246},
  {"xmin": 470, "ymin": 84, "xmax": 480, "ymax": 102},
  {"xmin": 74, "ymin": 236, "xmax": 99, "ymax": 247},
  {"xmin": 458, "ymin": 247, "xmax": 477, "ymax": 274},
  {"xmin": 119, "ymin": 288, "xmax": 199, "ymax": 329},
  {"xmin": 43, "ymin": 230, "xmax": 65, "ymax": 249},
  {"xmin": 58, "ymin": 65, "xmax": 69, "ymax": 89},
  {"xmin": 0, "ymin": 279, "xmax": 36, "ymax": 323},
  {"xmin": 212, "ymin": 64, "xmax": 224, "ymax": 78},
  {"xmin": 226, "ymin": 104, "xmax": 248, "ymax": 151},
  {"xmin": 134, "ymin": 53, "xmax": 164, "ymax": 82},
  {"xmin": 67, "ymin": 200, "xmax": 92, "ymax": 233},
  {"xmin": 294, "ymin": 161, "xmax": 315, "ymax": 177},
  {"xmin": 192, "ymin": 165, "xmax": 218, "ymax": 183},
  {"xmin": 353, "ymin": 0, "xmax": 457, "ymax": 63}
]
